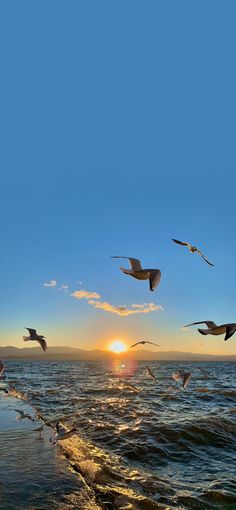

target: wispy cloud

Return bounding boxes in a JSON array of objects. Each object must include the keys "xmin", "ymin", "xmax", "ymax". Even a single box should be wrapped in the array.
[
  {"xmin": 71, "ymin": 290, "xmax": 101, "ymax": 300},
  {"xmin": 59, "ymin": 284, "xmax": 69, "ymax": 292},
  {"xmin": 71, "ymin": 288, "xmax": 162, "ymax": 317},
  {"xmin": 43, "ymin": 280, "xmax": 57, "ymax": 288},
  {"xmin": 88, "ymin": 300, "xmax": 162, "ymax": 316}
]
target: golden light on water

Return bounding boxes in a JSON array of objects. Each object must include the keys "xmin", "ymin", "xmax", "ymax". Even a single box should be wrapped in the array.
[{"xmin": 109, "ymin": 340, "xmax": 127, "ymax": 354}]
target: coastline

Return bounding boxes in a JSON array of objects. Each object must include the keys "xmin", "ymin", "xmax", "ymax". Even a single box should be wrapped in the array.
[
  {"xmin": 0, "ymin": 385, "xmax": 172, "ymax": 510},
  {"xmin": 0, "ymin": 390, "xmax": 102, "ymax": 510}
]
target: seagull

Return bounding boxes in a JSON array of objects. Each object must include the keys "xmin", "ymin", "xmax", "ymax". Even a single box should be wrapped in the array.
[
  {"xmin": 15, "ymin": 409, "xmax": 35, "ymax": 421},
  {"xmin": 111, "ymin": 256, "xmax": 161, "ymax": 291},
  {"xmin": 172, "ymin": 371, "xmax": 192, "ymax": 389},
  {"xmin": 146, "ymin": 366, "xmax": 156, "ymax": 381},
  {"xmin": 183, "ymin": 321, "xmax": 236, "ymax": 341},
  {"xmin": 197, "ymin": 367, "xmax": 209, "ymax": 379},
  {"xmin": 172, "ymin": 239, "xmax": 214, "ymax": 266},
  {"xmin": 130, "ymin": 341, "xmax": 160, "ymax": 348},
  {"xmin": 33, "ymin": 424, "xmax": 44, "ymax": 439},
  {"xmin": 119, "ymin": 381, "xmax": 141, "ymax": 394},
  {"xmin": 50, "ymin": 422, "xmax": 77, "ymax": 445},
  {"xmin": 23, "ymin": 328, "xmax": 47, "ymax": 351},
  {"xmin": 0, "ymin": 360, "xmax": 4, "ymax": 378}
]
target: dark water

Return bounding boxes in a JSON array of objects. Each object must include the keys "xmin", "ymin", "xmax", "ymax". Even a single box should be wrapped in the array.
[{"xmin": 1, "ymin": 360, "xmax": 236, "ymax": 509}]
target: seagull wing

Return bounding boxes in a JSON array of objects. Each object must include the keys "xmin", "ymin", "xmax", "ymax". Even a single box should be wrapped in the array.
[
  {"xmin": 25, "ymin": 328, "xmax": 37, "ymax": 337},
  {"xmin": 111, "ymin": 256, "xmax": 142, "ymax": 271},
  {"xmin": 125, "ymin": 383, "xmax": 141, "ymax": 393},
  {"xmin": 37, "ymin": 338, "xmax": 47, "ymax": 352},
  {"xmin": 26, "ymin": 414, "xmax": 35, "ymax": 421},
  {"xmin": 224, "ymin": 325, "xmax": 236, "ymax": 341},
  {"xmin": 129, "ymin": 342, "xmax": 142, "ymax": 348},
  {"xmin": 172, "ymin": 239, "xmax": 191, "ymax": 247},
  {"xmin": 201, "ymin": 254, "xmax": 214, "ymax": 266},
  {"xmin": 146, "ymin": 341, "xmax": 160, "ymax": 346},
  {"xmin": 146, "ymin": 367, "xmax": 156, "ymax": 381},
  {"xmin": 183, "ymin": 321, "xmax": 217, "ymax": 329},
  {"xmin": 15, "ymin": 409, "xmax": 24, "ymax": 417},
  {"xmin": 183, "ymin": 372, "xmax": 192, "ymax": 389},
  {"xmin": 149, "ymin": 270, "xmax": 161, "ymax": 291}
]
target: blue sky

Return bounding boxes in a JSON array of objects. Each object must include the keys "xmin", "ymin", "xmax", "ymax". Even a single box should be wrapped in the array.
[{"xmin": 1, "ymin": 1, "xmax": 236, "ymax": 354}]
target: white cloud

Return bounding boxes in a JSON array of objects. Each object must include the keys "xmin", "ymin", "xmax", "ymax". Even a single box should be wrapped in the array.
[
  {"xmin": 71, "ymin": 290, "xmax": 101, "ymax": 300},
  {"xmin": 71, "ymin": 288, "xmax": 162, "ymax": 316},
  {"xmin": 59, "ymin": 284, "xmax": 69, "ymax": 292},
  {"xmin": 132, "ymin": 303, "xmax": 164, "ymax": 310},
  {"xmin": 43, "ymin": 280, "xmax": 57, "ymax": 288},
  {"xmin": 87, "ymin": 300, "xmax": 162, "ymax": 316}
]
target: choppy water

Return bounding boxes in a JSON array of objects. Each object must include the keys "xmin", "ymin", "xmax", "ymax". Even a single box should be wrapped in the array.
[{"xmin": 1, "ymin": 360, "xmax": 236, "ymax": 509}]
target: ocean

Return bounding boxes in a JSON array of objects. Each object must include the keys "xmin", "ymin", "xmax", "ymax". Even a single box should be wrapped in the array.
[{"xmin": 1, "ymin": 360, "xmax": 236, "ymax": 509}]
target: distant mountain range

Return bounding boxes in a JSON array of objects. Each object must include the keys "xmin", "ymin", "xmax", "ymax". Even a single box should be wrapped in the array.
[{"xmin": 0, "ymin": 346, "xmax": 235, "ymax": 361}]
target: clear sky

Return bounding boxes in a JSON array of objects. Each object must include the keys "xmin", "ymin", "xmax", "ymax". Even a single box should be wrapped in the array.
[{"xmin": 1, "ymin": 1, "xmax": 236, "ymax": 355}]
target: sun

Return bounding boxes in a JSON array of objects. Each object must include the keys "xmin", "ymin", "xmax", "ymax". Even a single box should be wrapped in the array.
[{"xmin": 109, "ymin": 340, "xmax": 127, "ymax": 354}]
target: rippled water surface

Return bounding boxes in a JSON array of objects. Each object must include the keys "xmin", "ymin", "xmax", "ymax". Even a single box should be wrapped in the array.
[{"xmin": 1, "ymin": 360, "xmax": 236, "ymax": 509}]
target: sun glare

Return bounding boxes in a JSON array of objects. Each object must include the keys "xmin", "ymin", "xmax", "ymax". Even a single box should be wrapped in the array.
[{"xmin": 109, "ymin": 340, "xmax": 127, "ymax": 354}]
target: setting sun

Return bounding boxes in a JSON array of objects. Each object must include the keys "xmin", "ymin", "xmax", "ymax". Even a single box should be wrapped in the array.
[{"xmin": 109, "ymin": 340, "xmax": 127, "ymax": 354}]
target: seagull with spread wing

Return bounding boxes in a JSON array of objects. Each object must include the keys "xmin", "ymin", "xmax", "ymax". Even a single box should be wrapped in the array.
[
  {"xmin": 172, "ymin": 239, "xmax": 214, "ymax": 266},
  {"xmin": 15, "ymin": 409, "xmax": 35, "ymax": 421},
  {"xmin": 172, "ymin": 371, "xmax": 192, "ymax": 389},
  {"xmin": 130, "ymin": 340, "xmax": 160, "ymax": 348},
  {"xmin": 33, "ymin": 423, "xmax": 44, "ymax": 439},
  {"xmin": 50, "ymin": 422, "xmax": 77, "ymax": 445},
  {"xmin": 23, "ymin": 328, "xmax": 48, "ymax": 351},
  {"xmin": 146, "ymin": 366, "xmax": 157, "ymax": 381},
  {"xmin": 119, "ymin": 380, "xmax": 141, "ymax": 394},
  {"xmin": 183, "ymin": 321, "xmax": 236, "ymax": 341},
  {"xmin": 111, "ymin": 256, "xmax": 161, "ymax": 291}
]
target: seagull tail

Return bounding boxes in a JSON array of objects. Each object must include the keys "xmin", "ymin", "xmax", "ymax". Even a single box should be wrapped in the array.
[
  {"xmin": 120, "ymin": 267, "xmax": 133, "ymax": 275},
  {"xmin": 198, "ymin": 328, "xmax": 210, "ymax": 335}
]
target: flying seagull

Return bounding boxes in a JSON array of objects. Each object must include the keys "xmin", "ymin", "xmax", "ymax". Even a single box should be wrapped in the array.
[
  {"xmin": 146, "ymin": 366, "xmax": 157, "ymax": 381},
  {"xmin": 119, "ymin": 380, "xmax": 141, "ymax": 394},
  {"xmin": 172, "ymin": 239, "xmax": 214, "ymax": 266},
  {"xmin": 130, "ymin": 341, "xmax": 160, "ymax": 348},
  {"xmin": 15, "ymin": 409, "xmax": 35, "ymax": 421},
  {"xmin": 183, "ymin": 321, "xmax": 236, "ymax": 341},
  {"xmin": 172, "ymin": 371, "xmax": 192, "ymax": 389},
  {"xmin": 50, "ymin": 422, "xmax": 77, "ymax": 445},
  {"xmin": 33, "ymin": 424, "xmax": 44, "ymax": 439},
  {"xmin": 111, "ymin": 256, "xmax": 161, "ymax": 291},
  {"xmin": 23, "ymin": 328, "xmax": 47, "ymax": 351}
]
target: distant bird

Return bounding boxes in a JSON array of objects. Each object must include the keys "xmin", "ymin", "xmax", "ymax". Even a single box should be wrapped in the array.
[
  {"xmin": 197, "ymin": 367, "xmax": 209, "ymax": 379},
  {"xmin": 172, "ymin": 371, "xmax": 192, "ymax": 389},
  {"xmin": 15, "ymin": 409, "xmax": 35, "ymax": 421},
  {"xmin": 50, "ymin": 422, "xmax": 77, "ymax": 445},
  {"xmin": 23, "ymin": 328, "xmax": 47, "ymax": 351},
  {"xmin": 0, "ymin": 360, "xmax": 4, "ymax": 377},
  {"xmin": 184, "ymin": 321, "xmax": 236, "ymax": 341},
  {"xmin": 172, "ymin": 239, "xmax": 214, "ymax": 266},
  {"xmin": 119, "ymin": 381, "xmax": 141, "ymax": 394},
  {"xmin": 130, "ymin": 341, "xmax": 160, "ymax": 348},
  {"xmin": 111, "ymin": 256, "xmax": 161, "ymax": 291},
  {"xmin": 33, "ymin": 424, "xmax": 44, "ymax": 439},
  {"xmin": 146, "ymin": 366, "xmax": 156, "ymax": 381}
]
